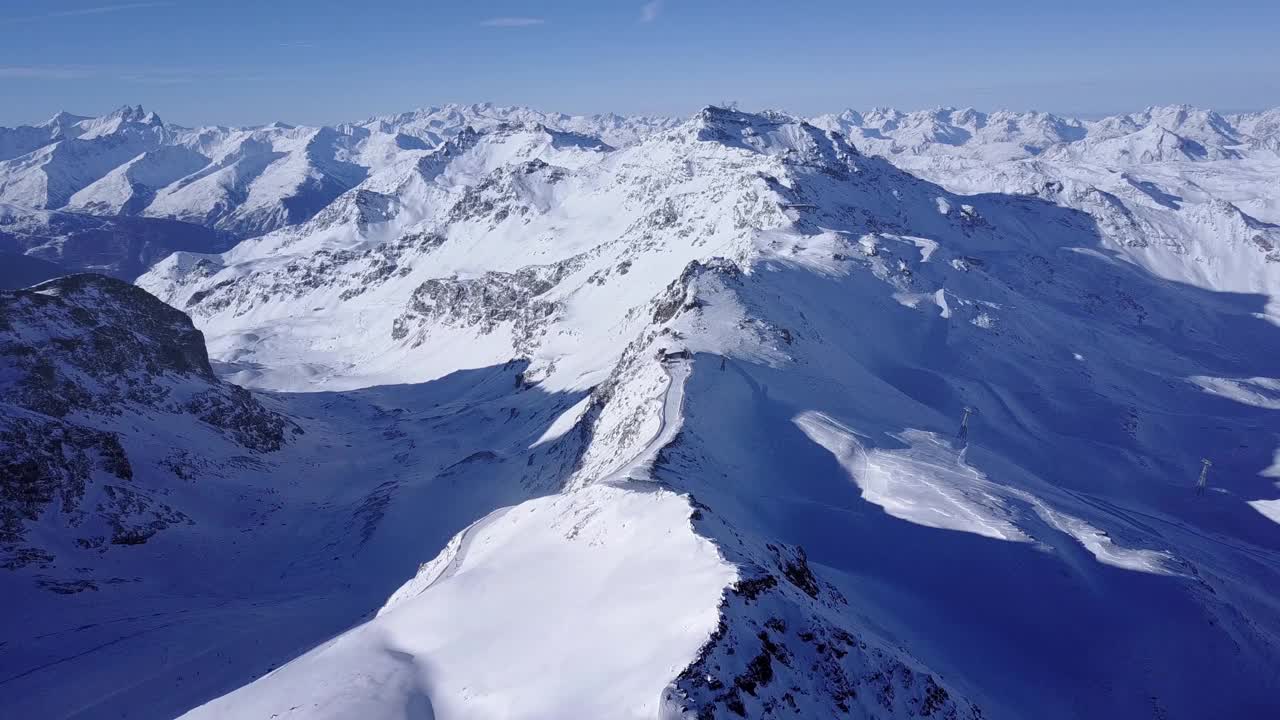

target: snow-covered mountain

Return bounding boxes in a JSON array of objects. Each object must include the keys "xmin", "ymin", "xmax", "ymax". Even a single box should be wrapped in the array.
[
  {"xmin": 3, "ymin": 104, "xmax": 1280, "ymax": 720},
  {"xmin": 0, "ymin": 104, "xmax": 678, "ymax": 277},
  {"xmin": 0, "ymin": 275, "xmax": 593, "ymax": 718},
  {"xmin": 1, "ymin": 101, "xmax": 1276, "ymax": 282},
  {"xmin": 0, "ymin": 104, "xmax": 675, "ymax": 234},
  {"xmin": 357, "ymin": 102, "xmax": 681, "ymax": 148},
  {"xmin": 808, "ymin": 104, "xmax": 1280, "ymax": 163},
  {"xmin": 836, "ymin": 107, "xmax": 1280, "ymax": 308}
]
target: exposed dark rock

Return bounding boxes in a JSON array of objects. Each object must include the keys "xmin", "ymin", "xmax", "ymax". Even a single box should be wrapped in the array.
[
  {"xmin": 1, "ymin": 414, "xmax": 131, "ymax": 546},
  {"xmin": 392, "ymin": 255, "xmax": 584, "ymax": 355},
  {"xmin": 0, "ymin": 274, "xmax": 295, "ymax": 571},
  {"xmin": 652, "ymin": 258, "xmax": 743, "ymax": 324}
]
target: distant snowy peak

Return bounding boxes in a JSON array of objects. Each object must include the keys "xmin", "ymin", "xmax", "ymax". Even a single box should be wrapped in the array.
[
  {"xmin": 813, "ymin": 103, "xmax": 1275, "ymax": 162},
  {"xmin": 812, "ymin": 106, "xmax": 1088, "ymax": 159},
  {"xmin": 0, "ymin": 109, "xmax": 374, "ymax": 238},
  {"xmin": 688, "ymin": 106, "xmax": 847, "ymax": 159},
  {"xmin": 355, "ymin": 102, "xmax": 680, "ymax": 148},
  {"xmin": 0, "ymin": 103, "xmax": 669, "ymax": 243},
  {"xmin": 77, "ymin": 104, "xmax": 165, "ymax": 140},
  {"xmin": 0, "ymin": 105, "xmax": 162, "ymax": 152},
  {"xmin": 1, "ymin": 101, "xmax": 1278, "ymax": 281},
  {"xmin": 1042, "ymin": 122, "xmax": 1242, "ymax": 164},
  {"xmin": 1115, "ymin": 104, "xmax": 1240, "ymax": 143},
  {"xmin": 1230, "ymin": 107, "xmax": 1280, "ymax": 136},
  {"xmin": 40, "ymin": 110, "xmax": 90, "ymax": 131}
]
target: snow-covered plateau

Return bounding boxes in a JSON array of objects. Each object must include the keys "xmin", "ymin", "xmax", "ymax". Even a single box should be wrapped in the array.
[{"xmin": 2, "ymin": 103, "xmax": 1279, "ymax": 720}]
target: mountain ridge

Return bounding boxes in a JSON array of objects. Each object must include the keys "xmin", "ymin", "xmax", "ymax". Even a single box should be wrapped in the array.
[{"xmin": 2, "ymin": 101, "xmax": 1277, "ymax": 284}]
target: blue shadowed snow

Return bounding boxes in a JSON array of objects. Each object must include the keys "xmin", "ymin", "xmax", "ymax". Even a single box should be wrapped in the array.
[
  {"xmin": 653, "ymin": 197, "xmax": 1280, "ymax": 717},
  {"xmin": 0, "ymin": 361, "xmax": 590, "ymax": 720}
]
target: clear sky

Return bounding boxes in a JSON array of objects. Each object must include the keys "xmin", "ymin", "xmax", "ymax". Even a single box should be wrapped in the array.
[{"xmin": 1, "ymin": 0, "xmax": 1277, "ymax": 127}]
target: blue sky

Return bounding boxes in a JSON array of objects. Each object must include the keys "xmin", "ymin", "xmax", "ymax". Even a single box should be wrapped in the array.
[{"xmin": 1, "ymin": 0, "xmax": 1277, "ymax": 126}]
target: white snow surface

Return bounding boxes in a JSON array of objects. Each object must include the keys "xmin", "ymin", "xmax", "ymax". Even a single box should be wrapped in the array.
[
  {"xmin": 796, "ymin": 416, "xmax": 1028, "ymax": 541},
  {"xmin": 183, "ymin": 484, "xmax": 732, "ymax": 720}
]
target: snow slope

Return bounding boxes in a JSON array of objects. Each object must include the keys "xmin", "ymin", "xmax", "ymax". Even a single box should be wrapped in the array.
[
  {"xmin": 1, "ymin": 100, "xmax": 1275, "ymax": 283},
  {"xmin": 4, "ymin": 103, "xmax": 1280, "ymax": 720},
  {"xmin": 873, "ymin": 149, "xmax": 1280, "ymax": 315},
  {"xmin": 134, "ymin": 107, "xmax": 1280, "ymax": 719},
  {"xmin": 0, "ymin": 278, "xmax": 594, "ymax": 719},
  {"xmin": 809, "ymin": 103, "xmax": 1275, "ymax": 164},
  {"xmin": 805, "ymin": 106, "xmax": 1280, "ymax": 310},
  {"xmin": 0, "ymin": 104, "xmax": 673, "ymax": 239},
  {"xmin": 182, "ymin": 483, "xmax": 734, "ymax": 720}
]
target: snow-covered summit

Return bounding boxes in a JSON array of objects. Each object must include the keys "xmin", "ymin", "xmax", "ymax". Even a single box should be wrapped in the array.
[
  {"xmin": 356, "ymin": 101, "xmax": 680, "ymax": 148},
  {"xmin": 77, "ymin": 104, "xmax": 165, "ymax": 139},
  {"xmin": 810, "ymin": 103, "xmax": 1279, "ymax": 163},
  {"xmin": 0, "ymin": 101, "xmax": 1273, "ymax": 264}
]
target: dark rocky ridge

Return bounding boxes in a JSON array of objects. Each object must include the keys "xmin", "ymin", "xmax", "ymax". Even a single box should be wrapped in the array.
[{"xmin": 0, "ymin": 274, "xmax": 296, "ymax": 569}]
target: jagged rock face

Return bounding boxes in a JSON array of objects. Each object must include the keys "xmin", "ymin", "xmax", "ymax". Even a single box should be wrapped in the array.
[
  {"xmin": 1, "ymin": 274, "xmax": 214, "ymax": 384},
  {"xmin": 0, "ymin": 415, "xmax": 131, "ymax": 550},
  {"xmin": 0, "ymin": 274, "xmax": 295, "ymax": 447},
  {"xmin": 165, "ymin": 230, "xmax": 446, "ymax": 317},
  {"xmin": 391, "ymin": 255, "xmax": 583, "ymax": 353},
  {"xmin": 0, "ymin": 274, "xmax": 295, "ymax": 568},
  {"xmin": 669, "ymin": 567, "xmax": 981, "ymax": 720}
]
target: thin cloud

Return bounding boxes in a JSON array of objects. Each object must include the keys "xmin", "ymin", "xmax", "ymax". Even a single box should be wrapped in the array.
[
  {"xmin": 0, "ymin": 64, "xmax": 231, "ymax": 85},
  {"xmin": 640, "ymin": 1, "xmax": 663, "ymax": 23},
  {"xmin": 116, "ymin": 70, "xmax": 197, "ymax": 85},
  {"xmin": 0, "ymin": 66, "xmax": 96, "ymax": 80},
  {"xmin": 4, "ymin": 2, "xmax": 173, "ymax": 23},
  {"xmin": 479, "ymin": 17, "xmax": 546, "ymax": 28}
]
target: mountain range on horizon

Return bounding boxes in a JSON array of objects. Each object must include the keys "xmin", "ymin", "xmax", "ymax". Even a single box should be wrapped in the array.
[{"xmin": 2, "ymin": 100, "xmax": 1276, "ymax": 284}]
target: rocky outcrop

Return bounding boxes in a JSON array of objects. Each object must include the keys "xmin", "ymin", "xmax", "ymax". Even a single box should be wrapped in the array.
[
  {"xmin": 391, "ymin": 255, "xmax": 585, "ymax": 355},
  {"xmin": 0, "ymin": 274, "xmax": 296, "ymax": 569},
  {"xmin": 666, "ymin": 548, "xmax": 983, "ymax": 720}
]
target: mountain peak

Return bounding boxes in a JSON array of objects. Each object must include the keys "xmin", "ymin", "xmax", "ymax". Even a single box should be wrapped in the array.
[
  {"xmin": 112, "ymin": 104, "xmax": 162, "ymax": 126},
  {"xmin": 687, "ymin": 105, "xmax": 861, "ymax": 165},
  {"xmin": 41, "ymin": 110, "xmax": 88, "ymax": 129}
]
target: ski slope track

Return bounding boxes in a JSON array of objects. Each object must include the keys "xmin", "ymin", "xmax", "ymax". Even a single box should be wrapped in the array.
[{"xmin": 1, "ymin": 103, "xmax": 1279, "ymax": 719}]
